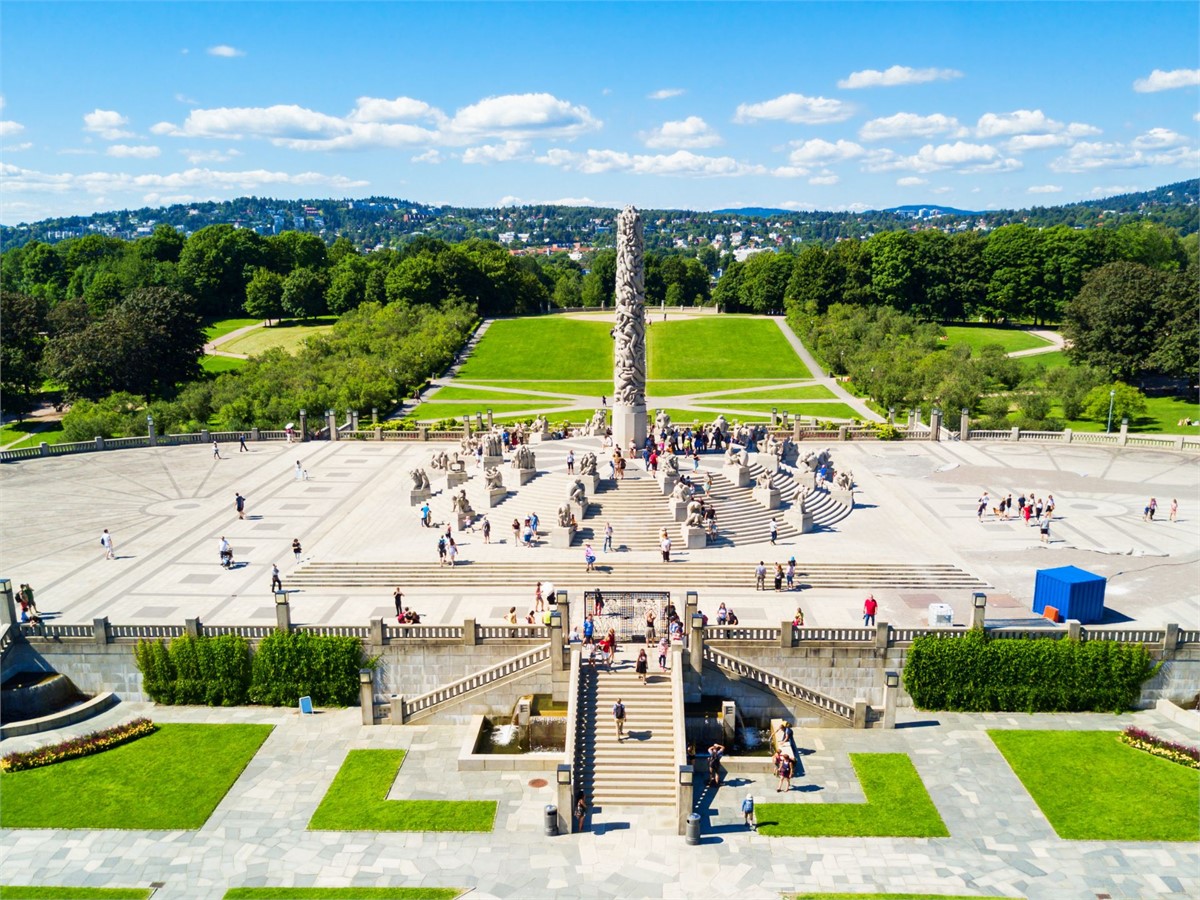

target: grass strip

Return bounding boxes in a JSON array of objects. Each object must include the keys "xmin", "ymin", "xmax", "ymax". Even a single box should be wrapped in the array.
[
  {"xmin": 988, "ymin": 730, "xmax": 1199, "ymax": 841},
  {"xmin": 757, "ymin": 753, "xmax": 948, "ymax": 838},
  {"xmin": 940, "ymin": 325, "xmax": 1052, "ymax": 354},
  {"xmin": 219, "ymin": 320, "xmax": 337, "ymax": 357},
  {"xmin": 0, "ymin": 724, "xmax": 272, "ymax": 830},
  {"xmin": 648, "ymin": 318, "xmax": 811, "ymax": 379},
  {"xmin": 457, "ymin": 319, "xmax": 613, "ymax": 380},
  {"xmin": 308, "ymin": 750, "xmax": 496, "ymax": 832},
  {"xmin": 223, "ymin": 890, "xmax": 462, "ymax": 899},
  {"xmin": 0, "ymin": 890, "xmax": 152, "ymax": 900}
]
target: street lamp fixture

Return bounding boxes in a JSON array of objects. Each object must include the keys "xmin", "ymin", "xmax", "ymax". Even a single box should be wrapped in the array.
[
  {"xmin": 884, "ymin": 671, "xmax": 900, "ymax": 689},
  {"xmin": 678, "ymin": 765, "xmax": 693, "ymax": 785},
  {"xmin": 972, "ymin": 592, "xmax": 987, "ymax": 609},
  {"xmin": 556, "ymin": 764, "xmax": 572, "ymax": 785}
]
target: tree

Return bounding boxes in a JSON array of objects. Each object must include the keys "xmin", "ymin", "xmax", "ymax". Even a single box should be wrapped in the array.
[
  {"xmin": 281, "ymin": 267, "xmax": 328, "ymax": 320},
  {"xmin": 244, "ymin": 268, "xmax": 285, "ymax": 324},
  {"xmin": 551, "ymin": 269, "xmax": 582, "ymax": 308},
  {"xmin": 135, "ymin": 224, "xmax": 186, "ymax": 264},
  {"xmin": 1064, "ymin": 261, "xmax": 1163, "ymax": 380},
  {"xmin": 983, "ymin": 224, "xmax": 1044, "ymax": 322},
  {"xmin": 0, "ymin": 291, "xmax": 49, "ymax": 412},
  {"xmin": 269, "ymin": 231, "xmax": 329, "ymax": 274},
  {"xmin": 177, "ymin": 225, "xmax": 269, "ymax": 317},
  {"xmin": 1148, "ymin": 261, "xmax": 1200, "ymax": 379},
  {"xmin": 1082, "ymin": 382, "xmax": 1147, "ymax": 425},
  {"xmin": 869, "ymin": 231, "xmax": 922, "ymax": 314},
  {"xmin": 325, "ymin": 255, "xmax": 369, "ymax": 315}
]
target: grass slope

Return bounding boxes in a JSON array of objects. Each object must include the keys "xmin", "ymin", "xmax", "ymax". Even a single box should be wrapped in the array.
[
  {"xmin": 0, "ymin": 724, "xmax": 272, "ymax": 830},
  {"xmin": 989, "ymin": 730, "xmax": 1199, "ymax": 841},
  {"xmin": 757, "ymin": 753, "xmax": 948, "ymax": 838},
  {"xmin": 0, "ymin": 890, "xmax": 152, "ymax": 900},
  {"xmin": 408, "ymin": 403, "xmax": 573, "ymax": 423},
  {"xmin": 308, "ymin": 750, "xmax": 496, "ymax": 832},
  {"xmin": 940, "ymin": 325, "xmax": 1052, "ymax": 354},
  {"xmin": 648, "ymin": 318, "xmax": 811, "ymax": 380},
  {"xmin": 0, "ymin": 421, "xmax": 66, "ymax": 450},
  {"xmin": 202, "ymin": 355, "xmax": 250, "ymax": 375},
  {"xmin": 219, "ymin": 318, "xmax": 337, "ymax": 357},
  {"xmin": 203, "ymin": 317, "xmax": 261, "ymax": 341},
  {"xmin": 456, "ymin": 319, "xmax": 613, "ymax": 380},
  {"xmin": 224, "ymin": 890, "xmax": 462, "ymax": 900}
]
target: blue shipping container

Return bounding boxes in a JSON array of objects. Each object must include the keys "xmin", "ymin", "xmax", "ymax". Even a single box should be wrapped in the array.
[{"xmin": 1032, "ymin": 566, "xmax": 1107, "ymax": 624}]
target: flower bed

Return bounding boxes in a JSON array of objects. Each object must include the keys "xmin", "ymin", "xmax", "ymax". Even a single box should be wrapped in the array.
[
  {"xmin": 0, "ymin": 717, "xmax": 157, "ymax": 772},
  {"xmin": 1120, "ymin": 726, "xmax": 1200, "ymax": 769}
]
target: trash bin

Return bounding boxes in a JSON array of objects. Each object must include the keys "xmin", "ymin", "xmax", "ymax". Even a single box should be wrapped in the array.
[
  {"xmin": 544, "ymin": 804, "xmax": 558, "ymax": 836},
  {"xmin": 685, "ymin": 812, "xmax": 701, "ymax": 844}
]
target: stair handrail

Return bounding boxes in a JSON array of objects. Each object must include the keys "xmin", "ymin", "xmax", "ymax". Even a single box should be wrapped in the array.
[
  {"xmin": 703, "ymin": 644, "xmax": 855, "ymax": 723},
  {"xmin": 564, "ymin": 646, "xmax": 581, "ymax": 787},
  {"xmin": 402, "ymin": 642, "xmax": 550, "ymax": 722}
]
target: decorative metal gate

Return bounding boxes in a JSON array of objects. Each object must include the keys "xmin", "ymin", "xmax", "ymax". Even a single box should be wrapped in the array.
[{"xmin": 578, "ymin": 590, "xmax": 672, "ymax": 642}]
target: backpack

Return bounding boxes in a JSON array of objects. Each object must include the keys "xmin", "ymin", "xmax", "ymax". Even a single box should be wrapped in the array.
[{"xmin": 613, "ymin": 702, "xmax": 625, "ymax": 719}]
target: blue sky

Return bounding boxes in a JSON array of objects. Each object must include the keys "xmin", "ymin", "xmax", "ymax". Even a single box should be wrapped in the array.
[{"xmin": 1, "ymin": 1, "xmax": 1197, "ymax": 222}]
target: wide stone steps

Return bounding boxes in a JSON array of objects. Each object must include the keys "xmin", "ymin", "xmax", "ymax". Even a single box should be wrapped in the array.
[{"xmin": 287, "ymin": 560, "xmax": 989, "ymax": 591}]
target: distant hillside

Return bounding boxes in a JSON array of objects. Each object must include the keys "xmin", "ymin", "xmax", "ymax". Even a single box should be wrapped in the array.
[
  {"xmin": 710, "ymin": 207, "xmax": 794, "ymax": 217},
  {"xmin": 883, "ymin": 204, "xmax": 979, "ymax": 217}
]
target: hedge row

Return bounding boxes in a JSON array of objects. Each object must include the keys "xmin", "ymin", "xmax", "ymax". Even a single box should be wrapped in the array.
[
  {"xmin": 135, "ymin": 632, "xmax": 363, "ymax": 708},
  {"xmin": 1, "ymin": 717, "xmax": 157, "ymax": 772},
  {"xmin": 903, "ymin": 629, "xmax": 1159, "ymax": 713}
]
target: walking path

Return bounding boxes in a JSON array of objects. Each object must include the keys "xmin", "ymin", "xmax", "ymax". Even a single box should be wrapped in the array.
[
  {"xmin": 770, "ymin": 315, "xmax": 884, "ymax": 422},
  {"xmin": 1009, "ymin": 328, "xmax": 1066, "ymax": 358},
  {"xmin": 203, "ymin": 321, "xmax": 264, "ymax": 360}
]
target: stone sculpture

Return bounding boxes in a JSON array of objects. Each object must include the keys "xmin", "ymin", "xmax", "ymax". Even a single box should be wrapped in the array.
[
  {"xmin": 755, "ymin": 471, "xmax": 773, "ymax": 490},
  {"xmin": 451, "ymin": 489, "xmax": 474, "ymax": 516},
  {"xmin": 558, "ymin": 503, "xmax": 573, "ymax": 528},
  {"xmin": 685, "ymin": 498, "xmax": 704, "ymax": 527},
  {"xmin": 671, "ymin": 480, "xmax": 691, "ymax": 502},
  {"xmin": 484, "ymin": 466, "xmax": 504, "ymax": 490},
  {"xmin": 587, "ymin": 408, "xmax": 607, "ymax": 436},
  {"xmin": 480, "ymin": 432, "xmax": 503, "ymax": 458},
  {"xmin": 661, "ymin": 454, "xmax": 680, "ymax": 475},
  {"xmin": 511, "ymin": 444, "xmax": 536, "ymax": 470},
  {"xmin": 568, "ymin": 479, "xmax": 586, "ymax": 505},
  {"xmin": 430, "ymin": 450, "xmax": 449, "ymax": 470},
  {"xmin": 612, "ymin": 205, "xmax": 648, "ymax": 449},
  {"xmin": 655, "ymin": 410, "xmax": 671, "ymax": 433},
  {"xmin": 409, "ymin": 468, "xmax": 430, "ymax": 490},
  {"xmin": 578, "ymin": 452, "xmax": 598, "ymax": 476}
]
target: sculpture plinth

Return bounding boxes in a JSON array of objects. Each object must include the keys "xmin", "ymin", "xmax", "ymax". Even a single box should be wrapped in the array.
[{"xmin": 613, "ymin": 206, "xmax": 648, "ymax": 450}]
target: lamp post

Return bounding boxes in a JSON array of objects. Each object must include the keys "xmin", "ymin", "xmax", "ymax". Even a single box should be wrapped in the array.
[{"xmin": 1106, "ymin": 389, "xmax": 1115, "ymax": 433}]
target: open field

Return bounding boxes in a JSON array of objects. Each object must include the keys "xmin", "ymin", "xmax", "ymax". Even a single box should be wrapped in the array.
[
  {"xmin": 456, "ymin": 319, "xmax": 613, "ymax": 380},
  {"xmin": 203, "ymin": 317, "xmax": 262, "ymax": 342},
  {"xmin": 707, "ymin": 385, "xmax": 838, "ymax": 401},
  {"xmin": 695, "ymin": 401, "xmax": 863, "ymax": 421},
  {"xmin": 427, "ymin": 386, "xmax": 569, "ymax": 402},
  {"xmin": 648, "ymin": 317, "xmax": 811, "ymax": 379},
  {"xmin": 1059, "ymin": 396, "xmax": 1200, "ymax": 434},
  {"xmin": 202, "ymin": 355, "xmax": 250, "ymax": 375},
  {"xmin": 463, "ymin": 379, "xmax": 612, "ymax": 395},
  {"xmin": 940, "ymin": 325, "xmax": 1053, "ymax": 354},
  {"xmin": 0, "ymin": 889, "xmax": 153, "ymax": 899},
  {"xmin": 0, "ymin": 724, "xmax": 272, "ymax": 830},
  {"xmin": 988, "ymin": 730, "xmax": 1199, "ymax": 841},
  {"xmin": 1014, "ymin": 350, "xmax": 1071, "ymax": 371},
  {"xmin": 0, "ymin": 420, "xmax": 65, "ymax": 450},
  {"xmin": 218, "ymin": 318, "xmax": 337, "ymax": 357},
  {"xmin": 407, "ymin": 403, "xmax": 574, "ymax": 423}
]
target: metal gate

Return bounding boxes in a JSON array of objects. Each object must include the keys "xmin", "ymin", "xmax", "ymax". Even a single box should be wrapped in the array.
[{"xmin": 578, "ymin": 590, "xmax": 672, "ymax": 642}]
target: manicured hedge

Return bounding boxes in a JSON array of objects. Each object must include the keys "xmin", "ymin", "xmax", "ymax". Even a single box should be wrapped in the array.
[
  {"xmin": 135, "ymin": 631, "xmax": 362, "ymax": 707},
  {"xmin": 903, "ymin": 629, "xmax": 1158, "ymax": 712}
]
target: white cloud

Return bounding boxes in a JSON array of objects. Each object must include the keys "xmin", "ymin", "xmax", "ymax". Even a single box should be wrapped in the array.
[
  {"xmin": 347, "ymin": 96, "xmax": 444, "ymax": 124},
  {"xmin": 1004, "ymin": 133, "xmax": 1073, "ymax": 153},
  {"xmin": 174, "ymin": 93, "xmax": 197, "ymax": 105},
  {"xmin": 0, "ymin": 162, "xmax": 367, "ymax": 195},
  {"xmin": 207, "ymin": 44, "xmax": 245, "ymax": 58},
  {"xmin": 461, "ymin": 140, "xmax": 532, "ymax": 164},
  {"xmin": 1089, "ymin": 184, "xmax": 1141, "ymax": 196},
  {"xmin": 1132, "ymin": 127, "xmax": 1187, "ymax": 150},
  {"xmin": 897, "ymin": 176, "xmax": 928, "ymax": 186},
  {"xmin": 864, "ymin": 141, "xmax": 1019, "ymax": 174},
  {"xmin": 1028, "ymin": 184, "xmax": 1063, "ymax": 194},
  {"xmin": 787, "ymin": 138, "xmax": 865, "ymax": 164},
  {"xmin": 1050, "ymin": 140, "xmax": 1199, "ymax": 173},
  {"xmin": 83, "ymin": 109, "xmax": 134, "ymax": 140},
  {"xmin": 449, "ymin": 93, "xmax": 600, "ymax": 138},
  {"xmin": 648, "ymin": 88, "xmax": 685, "ymax": 101},
  {"xmin": 838, "ymin": 65, "xmax": 963, "ymax": 89},
  {"xmin": 931, "ymin": 186, "xmax": 953, "ymax": 195},
  {"xmin": 734, "ymin": 93, "xmax": 854, "ymax": 125},
  {"xmin": 0, "ymin": 119, "xmax": 25, "ymax": 138},
  {"xmin": 1066, "ymin": 122, "xmax": 1102, "ymax": 138},
  {"xmin": 771, "ymin": 166, "xmax": 811, "ymax": 178},
  {"xmin": 107, "ymin": 144, "xmax": 161, "ymax": 159},
  {"xmin": 1133, "ymin": 68, "xmax": 1200, "ymax": 92},
  {"xmin": 183, "ymin": 148, "xmax": 242, "ymax": 164},
  {"xmin": 538, "ymin": 148, "xmax": 765, "ymax": 177},
  {"xmin": 976, "ymin": 109, "xmax": 1065, "ymax": 138},
  {"xmin": 808, "ymin": 174, "xmax": 839, "ymax": 185},
  {"xmin": 411, "ymin": 149, "xmax": 441, "ymax": 164},
  {"xmin": 640, "ymin": 116, "xmax": 721, "ymax": 150},
  {"xmin": 859, "ymin": 112, "xmax": 966, "ymax": 141}
]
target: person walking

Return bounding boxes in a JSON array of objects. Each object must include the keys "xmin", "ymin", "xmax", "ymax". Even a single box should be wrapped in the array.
[
  {"xmin": 785, "ymin": 560, "xmax": 796, "ymax": 591},
  {"xmin": 603, "ymin": 522, "xmax": 613, "ymax": 553},
  {"xmin": 863, "ymin": 593, "xmax": 878, "ymax": 626},
  {"xmin": 239, "ymin": 433, "xmax": 248, "ymax": 452},
  {"xmin": 776, "ymin": 753, "xmax": 793, "ymax": 792},
  {"xmin": 635, "ymin": 648, "xmax": 648, "ymax": 684},
  {"xmin": 295, "ymin": 460, "xmax": 304, "ymax": 481},
  {"xmin": 769, "ymin": 518, "xmax": 778, "ymax": 545},
  {"xmin": 482, "ymin": 517, "xmax": 491, "ymax": 543},
  {"xmin": 977, "ymin": 491, "xmax": 989, "ymax": 520},
  {"xmin": 755, "ymin": 561, "xmax": 766, "ymax": 591},
  {"xmin": 393, "ymin": 587, "xmax": 404, "ymax": 617},
  {"xmin": 213, "ymin": 440, "xmax": 221, "ymax": 460},
  {"xmin": 741, "ymin": 793, "xmax": 756, "ymax": 830},
  {"xmin": 291, "ymin": 538, "xmax": 302, "ymax": 563},
  {"xmin": 584, "ymin": 543, "xmax": 597, "ymax": 572},
  {"xmin": 101, "ymin": 529, "xmax": 115, "ymax": 560},
  {"xmin": 574, "ymin": 791, "xmax": 589, "ymax": 833},
  {"xmin": 535, "ymin": 582, "xmax": 544, "ymax": 612},
  {"xmin": 419, "ymin": 502, "xmax": 431, "ymax": 527},
  {"xmin": 235, "ymin": 492, "xmax": 246, "ymax": 520},
  {"xmin": 1040, "ymin": 517, "xmax": 1051, "ymax": 544},
  {"xmin": 707, "ymin": 742, "xmax": 725, "ymax": 788},
  {"xmin": 645, "ymin": 608, "xmax": 657, "ymax": 642},
  {"xmin": 1169, "ymin": 498, "xmax": 1178, "ymax": 522},
  {"xmin": 566, "ymin": 450, "xmax": 575, "ymax": 474},
  {"xmin": 660, "ymin": 534, "xmax": 671, "ymax": 563},
  {"xmin": 613, "ymin": 698, "xmax": 626, "ymax": 741},
  {"xmin": 657, "ymin": 635, "xmax": 670, "ymax": 672},
  {"xmin": 447, "ymin": 537, "xmax": 459, "ymax": 566},
  {"xmin": 773, "ymin": 563, "xmax": 784, "ymax": 592},
  {"xmin": 270, "ymin": 564, "xmax": 283, "ymax": 593},
  {"xmin": 1144, "ymin": 498, "xmax": 1158, "ymax": 521}
]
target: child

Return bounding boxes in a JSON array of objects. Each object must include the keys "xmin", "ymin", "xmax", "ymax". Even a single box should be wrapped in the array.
[{"xmin": 741, "ymin": 794, "xmax": 756, "ymax": 830}]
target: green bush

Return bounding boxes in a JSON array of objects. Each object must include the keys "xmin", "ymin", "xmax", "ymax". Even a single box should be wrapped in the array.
[
  {"xmin": 135, "ymin": 635, "xmax": 251, "ymax": 706},
  {"xmin": 249, "ymin": 631, "xmax": 362, "ymax": 707},
  {"xmin": 903, "ymin": 629, "xmax": 1158, "ymax": 713},
  {"xmin": 134, "ymin": 639, "xmax": 176, "ymax": 703}
]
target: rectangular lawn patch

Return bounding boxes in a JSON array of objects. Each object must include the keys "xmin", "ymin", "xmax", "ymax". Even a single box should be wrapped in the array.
[
  {"xmin": 0, "ymin": 723, "xmax": 272, "ymax": 830},
  {"xmin": 940, "ymin": 325, "xmax": 1052, "ymax": 354},
  {"xmin": 988, "ymin": 730, "xmax": 1199, "ymax": 841},
  {"xmin": 649, "ymin": 318, "xmax": 811, "ymax": 380},
  {"xmin": 308, "ymin": 749, "xmax": 496, "ymax": 832},
  {"xmin": 0, "ymin": 890, "xmax": 153, "ymax": 900},
  {"xmin": 456, "ymin": 319, "xmax": 613, "ymax": 380},
  {"xmin": 692, "ymin": 401, "xmax": 863, "ymax": 421},
  {"xmin": 757, "ymin": 753, "xmax": 948, "ymax": 837}
]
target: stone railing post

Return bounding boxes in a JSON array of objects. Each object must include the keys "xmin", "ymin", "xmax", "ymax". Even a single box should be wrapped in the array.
[
  {"xmin": 359, "ymin": 670, "xmax": 375, "ymax": 725},
  {"xmin": 0, "ymin": 578, "xmax": 15, "ymax": 627},
  {"xmin": 1119, "ymin": 418, "xmax": 1129, "ymax": 446},
  {"xmin": 556, "ymin": 764, "xmax": 573, "ymax": 834},
  {"xmin": 928, "ymin": 408, "xmax": 942, "ymax": 441},
  {"xmin": 147, "ymin": 419, "xmax": 158, "ymax": 448},
  {"xmin": 853, "ymin": 698, "xmax": 869, "ymax": 729},
  {"xmin": 960, "ymin": 408, "xmax": 970, "ymax": 441},
  {"xmin": 299, "ymin": 409, "xmax": 308, "ymax": 440},
  {"xmin": 780, "ymin": 621, "xmax": 795, "ymax": 648},
  {"xmin": 95, "ymin": 436, "xmax": 106, "ymax": 451},
  {"xmin": 372, "ymin": 407, "xmax": 379, "ymax": 426},
  {"xmin": 251, "ymin": 426, "xmax": 260, "ymax": 441},
  {"xmin": 1011, "ymin": 426, "xmax": 1020, "ymax": 442},
  {"xmin": 420, "ymin": 426, "xmax": 429, "ymax": 441},
  {"xmin": 677, "ymin": 765, "xmax": 695, "ymax": 836},
  {"xmin": 351, "ymin": 410, "xmax": 360, "ymax": 431},
  {"xmin": 550, "ymin": 611, "xmax": 566, "ymax": 674},
  {"xmin": 274, "ymin": 592, "xmax": 291, "ymax": 632},
  {"xmin": 93, "ymin": 616, "xmax": 110, "ymax": 646},
  {"xmin": 685, "ymin": 590, "xmax": 698, "ymax": 626},
  {"xmin": 375, "ymin": 426, "xmax": 383, "ymax": 441},
  {"xmin": 1163, "ymin": 623, "xmax": 1179, "ymax": 656},
  {"xmin": 39, "ymin": 441, "xmax": 49, "ymax": 457},
  {"xmin": 971, "ymin": 593, "xmax": 987, "ymax": 630},
  {"xmin": 689, "ymin": 616, "xmax": 704, "ymax": 677},
  {"xmin": 391, "ymin": 694, "xmax": 405, "ymax": 725},
  {"xmin": 838, "ymin": 425, "xmax": 849, "ymax": 441},
  {"xmin": 1066, "ymin": 620, "xmax": 1082, "ymax": 641},
  {"xmin": 882, "ymin": 671, "xmax": 900, "ymax": 729},
  {"xmin": 370, "ymin": 617, "xmax": 385, "ymax": 647},
  {"xmin": 874, "ymin": 621, "xmax": 889, "ymax": 651},
  {"xmin": 463, "ymin": 617, "xmax": 479, "ymax": 646},
  {"xmin": 1063, "ymin": 428, "xmax": 1072, "ymax": 444},
  {"xmin": 185, "ymin": 617, "xmax": 201, "ymax": 639},
  {"xmin": 200, "ymin": 429, "xmax": 210, "ymax": 443}
]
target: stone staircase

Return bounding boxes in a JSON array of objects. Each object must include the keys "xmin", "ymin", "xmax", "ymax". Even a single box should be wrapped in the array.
[{"xmin": 575, "ymin": 649, "xmax": 677, "ymax": 807}]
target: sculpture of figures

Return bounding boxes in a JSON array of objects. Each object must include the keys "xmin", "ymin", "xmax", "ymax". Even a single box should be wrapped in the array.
[
  {"xmin": 449, "ymin": 452, "xmax": 466, "ymax": 472},
  {"xmin": 685, "ymin": 498, "xmax": 704, "ymax": 527},
  {"xmin": 532, "ymin": 414, "xmax": 548, "ymax": 433},
  {"xmin": 451, "ymin": 489, "xmax": 474, "ymax": 516},
  {"xmin": 558, "ymin": 503, "xmax": 573, "ymax": 528},
  {"xmin": 510, "ymin": 444, "xmax": 536, "ymax": 470},
  {"xmin": 755, "ymin": 471, "xmax": 773, "ymax": 490},
  {"xmin": 588, "ymin": 408, "xmax": 607, "ymax": 435},
  {"xmin": 671, "ymin": 480, "xmax": 691, "ymax": 501},
  {"xmin": 724, "ymin": 444, "xmax": 737, "ymax": 464},
  {"xmin": 795, "ymin": 486, "xmax": 809, "ymax": 513},
  {"xmin": 578, "ymin": 452, "xmax": 598, "ymax": 476},
  {"xmin": 478, "ymin": 432, "xmax": 502, "ymax": 457},
  {"xmin": 613, "ymin": 206, "xmax": 647, "ymax": 409},
  {"xmin": 430, "ymin": 450, "xmax": 449, "ymax": 470},
  {"xmin": 568, "ymin": 479, "xmax": 586, "ymax": 505},
  {"xmin": 655, "ymin": 410, "xmax": 671, "ymax": 433},
  {"xmin": 662, "ymin": 454, "xmax": 680, "ymax": 474},
  {"xmin": 409, "ymin": 468, "xmax": 430, "ymax": 490},
  {"xmin": 712, "ymin": 414, "xmax": 728, "ymax": 435},
  {"xmin": 484, "ymin": 466, "xmax": 504, "ymax": 490}
]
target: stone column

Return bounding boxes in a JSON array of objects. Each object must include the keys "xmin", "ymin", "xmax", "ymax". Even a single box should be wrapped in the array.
[
  {"xmin": 929, "ymin": 408, "xmax": 942, "ymax": 441},
  {"xmin": 274, "ymin": 594, "xmax": 291, "ymax": 632},
  {"xmin": 351, "ymin": 410, "xmax": 360, "ymax": 431},
  {"xmin": 612, "ymin": 206, "xmax": 648, "ymax": 451},
  {"xmin": 359, "ymin": 670, "xmax": 375, "ymax": 726},
  {"xmin": 960, "ymin": 408, "xmax": 970, "ymax": 441},
  {"xmin": 882, "ymin": 671, "xmax": 900, "ymax": 729},
  {"xmin": 556, "ymin": 765, "xmax": 573, "ymax": 834},
  {"xmin": 147, "ymin": 417, "xmax": 157, "ymax": 447},
  {"xmin": 971, "ymin": 593, "xmax": 987, "ymax": 629},
  {"xmin": 371, "ymin": 407, "xmax": 378, "ymax": 425},
  {"xmin": 299, "ymin": 409, "xmax": 308, "ymax": 440},
  {"xmin": 1119, "ymin": 418, "xmax": 1129, "ymax": 446}
]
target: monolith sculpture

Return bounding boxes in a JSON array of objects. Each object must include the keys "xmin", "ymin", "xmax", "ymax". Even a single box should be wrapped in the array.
[{"xmin": 613, "ymin": 205, "xmax": 647, "ymax": 450}]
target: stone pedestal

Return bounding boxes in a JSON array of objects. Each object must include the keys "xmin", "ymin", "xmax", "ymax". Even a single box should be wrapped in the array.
[
  {"xmin": 481, "ymin": 455, "xmax": 503, "ymax": 468},
  {"xmin": 669, "ymin": 499, "xmax": 688, "ymax": 521},
  {"xmin": 570, "ymin": 499, "xmax": 589, "ymax": 522},
  {"xmin": 515, "ymin": 467, "xmax": 537, "ymax": 485},
  {"xmin": 481, "ymin": 487, "xmax": 507, "ymax": 508},
  {"xmin": 723, "ymin": 464, "xmax": 750, "ymax": 488},
  {"xmin": 579, "ymin": 473, "xmax": 600, "ymax": 495},
  {"xmin": 409, "ymin": 488, "xmax": 431, "ymax": 507},
  {"xmin": 785, "ymin": 506, "xmax": 814, "ymax": 534},
  {"xmin": 550, "ymin": 525, "xmax": 576, "ymax": 548},
  {"xmin": 756, "ymin": 453, "xmax": 779, "ymax": 475},
  {"xmin": 752, "ymin": 485, "xmax": 781, "ymax": 510},
  {"xmin": 830, "ymin": 489, "xmax": 854, "ymax": 508},
  {"xmin": 613, "ymin": 405, "xmax": 646, "ymax": 457},
  {"xmin": 446, "ymin": 470, "xmax": 467, "ymax": 489},
  {"xmin": 657, "ymin": 470, "xmax": 679, "ymax": 496},
  {"xmin": 529, "ymin": 432, "xmax": 544, "ymax": 444},
  {"xmin": 680, "ymin": 524, "xmax": 705, "ymax": 549}
]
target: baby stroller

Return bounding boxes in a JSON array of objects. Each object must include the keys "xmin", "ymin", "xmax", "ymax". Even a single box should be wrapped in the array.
[{"xmin": 220, "ymin": 547, "xmax": 234, "ymax": 569}]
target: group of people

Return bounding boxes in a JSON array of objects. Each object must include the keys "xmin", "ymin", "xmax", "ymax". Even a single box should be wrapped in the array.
[
  {"xmin": 976, "ymin": 490, "xmax": 1056, "ymax": 524},
  {"xmin": 512, "ymin": 513, "xmax": 540, "ymax": 548},
  {"xmin": 1143, "ymin": 497, "xmax": 1179, "ymax": 522},
  {"xmin": 16, "ymin": 583, "xmax": 41, "ymax": 626},
  {"xmin": 436, "ymin": 528, "xmax": 460, "ymax": 566},
  {"xmin": 756, "ymin": 558, "xmax": 801, "ymax": 591}
]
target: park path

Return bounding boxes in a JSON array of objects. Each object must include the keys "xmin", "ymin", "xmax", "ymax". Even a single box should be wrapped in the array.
[
  {"xmin": 770, "ymin": 316, "xmax": 884, "ymax": 422},
  {"xmin": 203, "ymin": 321, "xmax": 265, "ymax": 360},
  {"xmin": 1009, "ymin": 328, "xmax": 1066, "ymax": 357}
]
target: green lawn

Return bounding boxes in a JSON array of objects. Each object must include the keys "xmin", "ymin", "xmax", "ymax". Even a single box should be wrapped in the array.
[
  {"xmin": 1014, "ymin": 350, "xmax": 1071, "ymax": 371},
  {"xmin": 693, "ymin": 401, "xmax": 863, "ymax": 421},
  {"xmin": 224, "ymin": 890, "xmax": 462, "ymax": 900},
  {"xmin": 989, "ymin": 730, "xmax": 1199, "ymax": 841},
  {"xmin": 940, "ymin": 325, "xmax": 1053, "ymax": 354},
  {"xmin": 0, "ymin": 420, "xmax": 66, "ymax": 450},
  {"xmin": 457, "ymin": 319, "xmax": 613, "ymax": 380},
  {"xmin": 308, "ymin": 750, "xmax": 496, "ymax": 832},
  {"xmin": 203, "ymin": 317, "xmax": 261, "ymax": 341},
  {"xmin": 0, "ymin": 724, "xmax": 272, "ymax": 830},
  {"xmin": 708, "ymin": 385, "xmax": 837, "ymax": 401},
  {"xmin": 648, "ymin": 318, "xmax": 811, "ymax": 379},
  {"xmin": 409, "ymin": 403, "xmax": 574, "ymax": 423},
  {"xmin": 0, "ymin": 890, "xmax": 152, "ymax": 900},
  {"xmin": 466, "ymin": 379, "xmax": 612, "ymax": 395},
  {"xmin": 756, "ymin": 753, "xmax": 948, "ymax": 838},
  {"xmin": 1047, "ymin": 396, "xmax": 1200, "ymax": 434},
  {"xmin": 202, "ymin": 355, "xmax": 250, "ymax": 375},
  {"xmin": 428, "ymin": 386, "xmax": 575, "ymax": 401},
  {"xmin": 219, "ymin": 318, "xmax": 337, "ymax": 357}
]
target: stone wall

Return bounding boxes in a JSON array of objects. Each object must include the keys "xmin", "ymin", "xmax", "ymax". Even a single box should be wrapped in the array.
[{"xmin": 5, "ymin": 642, "xmax": 146, "ymax": 701}]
